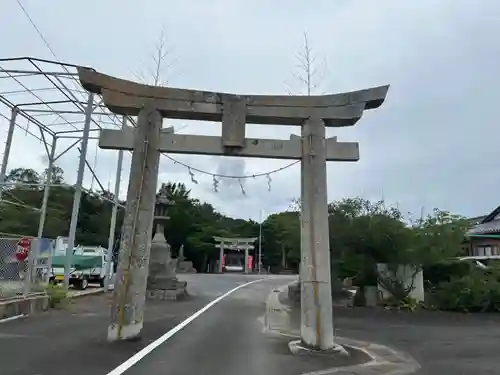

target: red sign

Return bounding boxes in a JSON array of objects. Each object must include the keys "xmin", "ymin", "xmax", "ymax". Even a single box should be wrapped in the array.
[
  {"xmin": 15, "ymin": 237, "xmax": 31, "ymax": 262},
  {"xmin": 248, "ymin": 255, "xmax": 253, "ymax": 271}
]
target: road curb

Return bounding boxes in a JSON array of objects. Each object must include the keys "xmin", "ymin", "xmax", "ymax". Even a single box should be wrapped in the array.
[
  {"xmin": 67, "ymin": 288, "xmax": 108, "ymax": 299},
  {"xmin": 264, "ymin": 282, "xmax": 421, "ymax": 375}
]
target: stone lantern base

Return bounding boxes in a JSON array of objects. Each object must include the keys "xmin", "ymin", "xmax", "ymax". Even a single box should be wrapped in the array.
[
  {"xmin": 176, "ymin": 260, "xmax": 197, "ymax": 273},
  {"xmin": 146, "ymin": 224, "xmax": 188, "ymax": 301},
  {"xmin": 146, "ymin": 280, "xmax": 188, "ymax": 300}
]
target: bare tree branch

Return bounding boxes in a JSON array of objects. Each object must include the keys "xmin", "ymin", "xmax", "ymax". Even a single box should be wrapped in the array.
[
  {"xmin": 286, "ymin": 31, "xmax": 328, "ymax": 96},
  {"xmin": 131, "ymin": 28, "xmax": 191, "ymax": 133},
  {"xmin": 287, "ymin": 33, "xmax": 330, "ymax": 210},
  {"xmin": 136, "ymin": 25, "xmax": 177, "ymax": 87}
]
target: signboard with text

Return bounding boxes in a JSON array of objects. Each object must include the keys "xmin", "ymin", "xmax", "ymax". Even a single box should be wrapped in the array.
[{"xmin": 15, "ymin": 237, "xmax": 31, "ymax": 262}]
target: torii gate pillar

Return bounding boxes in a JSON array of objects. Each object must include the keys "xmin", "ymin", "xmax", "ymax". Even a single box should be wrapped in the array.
[
  {"xmin": 300, "ymin": 117, "xmax": 334, "ymax": 349},
  {"xmin": 107, "ymin": 106, "xmax": 162, "ymax": 341}
]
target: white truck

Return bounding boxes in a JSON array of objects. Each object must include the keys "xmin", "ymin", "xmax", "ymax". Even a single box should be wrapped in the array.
[
  {"xmin": 50, "ymin": 245, "xmax": 113, "ymax": 290},
  {"xmin": 53, "ymin": 236, "xmax": 69, "ymax": 255}
]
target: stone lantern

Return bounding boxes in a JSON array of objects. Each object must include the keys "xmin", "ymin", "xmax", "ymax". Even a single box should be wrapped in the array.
[{"xmin": 146, "ymin": 185, "xmax": 187, "ymax": 299}]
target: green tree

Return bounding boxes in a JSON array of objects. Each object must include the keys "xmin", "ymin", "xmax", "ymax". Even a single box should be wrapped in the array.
[
  {"xmin": 328, "ymin": 200, "xmax": 469, "ymax": 303},
  {"xmin": 1, "ymin": 166, "xmax": 468, "ymax": 279},
  {"xmin": 261, "ymin": 211, "xmax": 300, "ymax": 272},
  {"xmin": 5, "ymin": 167, "xmax": 40, "ymax": 185},
  {"xmin": 42, "ymin": 165, "xmax": 65, "ymax": 184},
  {"xmin": 161, "ymin": 182, "xmax": 195, "ymax": 255},
  {"xmin": 327, "ymin": 198, "xmax": 410, "ymax": 290},
  {"xmin": 411, "ymin": 208, "xmax": 469, "ymax": 265}
]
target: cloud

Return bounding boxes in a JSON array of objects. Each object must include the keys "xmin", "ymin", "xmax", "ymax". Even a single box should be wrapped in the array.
[{"xmin": 1, "ymin": 0, "xmax": 500, "ymax": 222}]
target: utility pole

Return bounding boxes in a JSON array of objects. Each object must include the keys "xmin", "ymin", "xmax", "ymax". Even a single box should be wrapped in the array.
[
  {"xmin": 105, "ymin": 116, "xmax": 126, "ymax": 291},
  {"xmin": 0, "ymin": 107, "xmax": 18, "ymax": 201},
  {"xmin": 64, "ymin": 92, "xmax": 94, "ymax": 288},
  {"xmin": 258, "ymin": 209, "xmax": 263, "ymax": 273},
  {"xmin": 35, "ymin": 136, "xmax": 57, "ymax": 283}
]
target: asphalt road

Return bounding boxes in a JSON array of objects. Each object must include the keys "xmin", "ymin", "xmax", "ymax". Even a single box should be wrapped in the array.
[
  {"xmin": 2, "ymin": 273, "xmax": 320, "ymax": 375},
  {"xmin": 121, "ymin": 274, "xmax": 364, "ymax": 375},
  {"xmin": 332, "ymin": 308, "xmax": 500, "ymax": 375},
  {"xmin": 284, "ymin": 291, "xmax": 500, "ymax": 375}
]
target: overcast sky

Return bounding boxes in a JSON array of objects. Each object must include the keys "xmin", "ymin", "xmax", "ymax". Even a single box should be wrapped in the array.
[{"xmin": 1, "ymin": 0, "xmax": 499, "ymax": 222}]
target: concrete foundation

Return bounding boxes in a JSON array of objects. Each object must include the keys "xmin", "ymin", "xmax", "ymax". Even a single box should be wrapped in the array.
[
  {"xmin": 147, "ymin": 285, "xmax": 187, "ymax": 301},
  {"xmin": 176, "ymin": 260, "xmax": 197, "ymax": 273},
  {"xmin": 377, "ymin": 264, "xmax": 425, "ymax": 303},
  {"xmin": 107, "ymin": 321, "xmax": 143, "ymax": 341}
]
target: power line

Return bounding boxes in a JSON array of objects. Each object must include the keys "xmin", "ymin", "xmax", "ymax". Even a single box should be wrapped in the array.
[{"xmin": 16, "ymin": 0, "xmax": 59, "ymax": 60}]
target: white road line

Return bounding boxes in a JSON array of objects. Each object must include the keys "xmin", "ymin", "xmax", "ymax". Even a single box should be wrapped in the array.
[
  {"xmin": 107, "ymin": 277, "xmax": 271, "ymax": 375},
  {"xmin": 0, "ymin": 314, "xmax": 26, "ymax": 324}
]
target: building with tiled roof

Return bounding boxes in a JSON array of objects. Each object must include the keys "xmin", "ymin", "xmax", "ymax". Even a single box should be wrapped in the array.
[{"xmin": 467, "ymin": 206, "xmax": 500, "ymax": 256}]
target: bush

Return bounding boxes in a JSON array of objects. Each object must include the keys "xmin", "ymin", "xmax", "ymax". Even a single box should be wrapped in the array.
[
  {"xmin": 335, "ymin": 258, "xmax": 378, "ymax": 288},
  {"xmin": 423, "ymin": 261, "xmax": 473, "ymax": 290},
  {"xmin": 45, "ymin": 284, "xmax": 70, "ymax": 309},
  {"xmin": 431, "ymin": 269, "xmax": 500, "ymax": 312},
  {"xmin": 384, "ymin": 296, "xmax": 422, "ymax": 312}
]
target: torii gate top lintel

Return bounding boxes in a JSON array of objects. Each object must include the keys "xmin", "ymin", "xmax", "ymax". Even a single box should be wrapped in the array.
[
  {"xmin": 213, "ymin": 236, "xmax": 257, "ymax": 243},
  {"xmin": 77, "ymin": 67, "xmax": 389, "ymax": 127}
]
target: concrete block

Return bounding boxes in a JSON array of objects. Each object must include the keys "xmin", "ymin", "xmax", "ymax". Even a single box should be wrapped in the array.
[
  {"xmin": 165, "ymin": 291, "xmax": 178, "ymax": 300},
  {"xmin": 0, "ymin": 294, "xmax": 49, "ymax": 319},
  {"xmin": 146, "ymin": 287, "xmax": 187, "ymax": 301},
  {"xmin": 377, "ymin": 263, "xmax": 425, "ymax": 303},
  {"xmin": 147, "ymin": 290, "xmax": 166, "ymax": 300}
]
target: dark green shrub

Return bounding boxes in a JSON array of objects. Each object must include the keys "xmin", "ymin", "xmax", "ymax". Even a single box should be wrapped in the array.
[
  {"xmin": 431, "ymin": 268, "xmax": 500, "ymax": 312},
  {"xmin": 423, "ymin": 261, "xmax": 473, "ymax": 290},
  {"xmin": 353, "ymin": 287, "xmax": 366, "ymax": 307},
  {"xmin": 335, "ymin": 258, "xmax": 378, "ymax": 288}
]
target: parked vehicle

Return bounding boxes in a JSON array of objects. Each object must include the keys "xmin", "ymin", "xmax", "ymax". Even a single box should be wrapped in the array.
[
  {"xmin": 53, "ymin": 236, "xmax": 69, "ymax": 255},
  {"xmin": 456, "ymin": 255, "xmax": 500, "ymax": 270},
  {"xmin": 223, "ymin": 264, "xmax": 244, "ymax": 272},
  {"xmin": 49, "ymin": 246, "xmax": 113, "ymax": 289}
]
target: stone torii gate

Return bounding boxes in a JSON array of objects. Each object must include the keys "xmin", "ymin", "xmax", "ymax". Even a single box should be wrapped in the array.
[
  {"xmin": 77, "ymin": 67, "xmax": 388, "ymax": 349},
  {"xmin": 214, "ymin": 237, "xmax": 257, "ymax": 273}
]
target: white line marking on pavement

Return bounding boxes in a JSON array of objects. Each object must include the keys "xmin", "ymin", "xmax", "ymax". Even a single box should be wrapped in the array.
[
  {"xmin": 107, "ymin": 277, "xmax": 271, "ymax": 375},
  {"xmin": 0, "ymin": 314, "xmax": 26, "ymax": 324}
]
